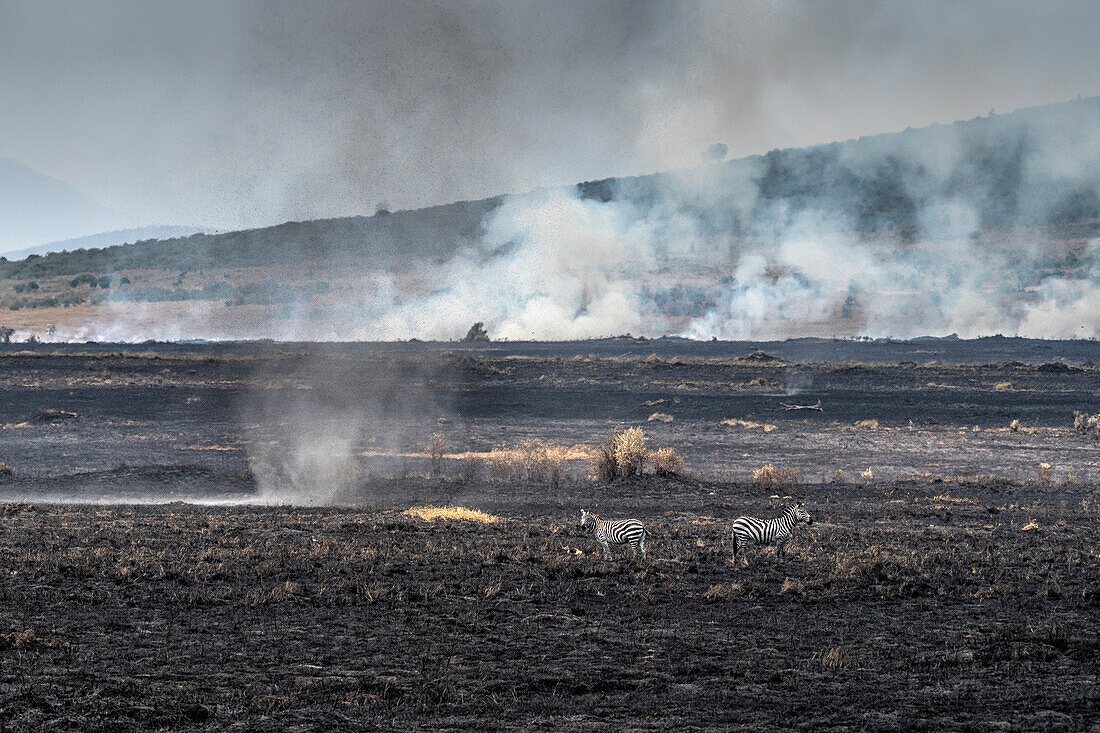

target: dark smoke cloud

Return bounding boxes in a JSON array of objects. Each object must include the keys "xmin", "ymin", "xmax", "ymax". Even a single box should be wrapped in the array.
[{"xmin": 1, "ymin": 1, "xmax": 1098, "ymax": 234}]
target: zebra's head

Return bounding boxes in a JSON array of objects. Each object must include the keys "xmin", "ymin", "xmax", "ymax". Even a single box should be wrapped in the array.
[
  {"xmin": 791, "ymin": 501, "xmax": 813, "ymax": 525},
  {"xmin": 580, "ymin": 509, "xmax": 590, "ymax": 526}
]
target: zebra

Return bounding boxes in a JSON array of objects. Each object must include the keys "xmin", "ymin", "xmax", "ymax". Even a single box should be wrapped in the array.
[
  {"xmin": 580, "ymin": 509, "xmax": 647, "ymax": 560},
  {"xmin": 730, "ymin": 502, "xmax": 813, "ymax": 565}
]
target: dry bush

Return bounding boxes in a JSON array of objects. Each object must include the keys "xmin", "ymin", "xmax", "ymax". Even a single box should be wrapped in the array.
[
  {"xmin": 518, "ymin": 439, "xmax": 567, "ymax": 486},
  {"xmin": 647, "ymin": 412, "xmax": 674, "ymax": 423},
  {"xmin": 832, "ymin": 468, "xmax": 847, "ymax": 484},
  {"xmin": 994, "ymin": 381, "xmax": 1014, "ymax": 391},
  {"xmin": 613, "ymin": 427, "xmax": 647, "ymax": 476},
  {"xmin": 1010, "ymin": 419, "xmax": 1021, "ymax": 432},
  {"xmin": 402, "ymin": 506, "xmax": 500, "ymax": 523},
  {"xmin": 1036, "ymin": 462, "xmax": 1053, "ymax": 487},
  {"xmin": 426, "ymin": 433, "xmax": 446, "ymax": 478},
  {"xmin": 752, "ymin": 464, "xmax": 799, "ymax": 490},
  {"xmin": 651, "ymin": 447, "xmax": 684, "ymax": 476},
  {"xmin": 461, "ymin": 453, "xmax": 482, "ymax": 483},
  {"xmin": 590, "ymin": 426, "xmax": 649, "ymax": 481},
  {"xmin": 483, "ymin": 441, "xmax": 568, "ymax": 486},
  {"xmin": 0, "ymin": 463, "xmax": 14, "ymax": 480},
  {"xmin": 860, "ymin": 467, "xmax": 875, "ymax": 482},
  {"xmin": 1073, "ymin": 411, "xmax": 1100, "ymax": 438},
  {"xmin": 720, "ymin": 418, "xmax": 777, "ymax": 432}
]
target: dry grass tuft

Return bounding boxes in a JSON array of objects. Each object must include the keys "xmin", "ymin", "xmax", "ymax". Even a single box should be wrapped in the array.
[
  {"xmin": 720, "ymin": 418, "xmax": 777, "ymax": 432},
  {"xmin": 817, "ymin": 646, "xmax": 850, "ymax": 672},
  {"xmin": 0, "ymin": 463, "xmax": 14, "ymax": 480},
  {"xmin": 1010, "ymin": 419, "xmax": 1021, "ymax": 432},
  {"xmin": 832, "ymin": 468, "xmax": 847, "ymax": 484},
  {"xmin": 753, "ymin": 464, "xmax": 799, "ymax": 490},
  {"xmin": 854, "ymin": 419, "xmax": 880, "ymax": 430},
  {"xmin": 1036, "ymin": 462, "xmax": 1053, "ymax": 487},
  {"xmin": 860, "ymin": 467, "xmax": 874, "ymax": 482},
  {"xmin": 994, "ymin": 381, "xmax": 1014, "ymax": 391},
  {"xmin": 403, "ymin": 506, "xmax": 500, "ymax": 524},
  {"xmin": 651, "ymin": 447, "xmax": 684, "ymax": 476},
  {"xmin": 1021, "ymin": 519, "xmax": 1039, "ymax": 531},
  {"xmin": 703, "ymin": 583, "xmax": 744, "ymax": 602},
  {"xmin": 647, "ymin": 412, "xmax": 674, "ymax": 423}
]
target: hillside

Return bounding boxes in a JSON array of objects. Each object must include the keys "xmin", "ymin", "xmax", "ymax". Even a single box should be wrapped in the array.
[
  {"xmin": 4, "ymin": 97, "xmax": 1100, "ymax": 282},
  {"xmin": 0, "ymin": 97, "xmax": 1097, "ymax": 342}
]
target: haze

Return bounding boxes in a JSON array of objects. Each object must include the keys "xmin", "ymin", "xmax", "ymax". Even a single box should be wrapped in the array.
[{"xmin": 2, "ymin": 0, "xmax": 1099, "ymax": 235}]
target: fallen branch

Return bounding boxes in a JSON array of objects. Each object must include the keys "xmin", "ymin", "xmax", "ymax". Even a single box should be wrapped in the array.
[{"xmin": 780, "ymin": 399, "xmax": 823, "ymax": 412}]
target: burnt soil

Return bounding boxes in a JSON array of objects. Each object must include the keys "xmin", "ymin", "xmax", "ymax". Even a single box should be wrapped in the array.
[{"xmin": 0, "ymin": 339, "xmax": 1097, "ymax": 730}]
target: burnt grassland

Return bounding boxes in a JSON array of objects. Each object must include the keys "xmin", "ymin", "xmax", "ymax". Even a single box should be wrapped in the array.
[
  {"xmin": 0, "ymin": 341, "xmax": 1097, "ymax": 729},
  {"xmin": 0, "ymin": 477, "xmax": 1097, "ymax": 731}
]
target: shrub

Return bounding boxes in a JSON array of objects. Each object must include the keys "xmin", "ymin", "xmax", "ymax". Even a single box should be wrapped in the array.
[
  {"xmin": 482, "ymin": 441, "xmax": 569, "ymax": 486},
  {"xmin": 651, "ymin": 447, "xmax": 684, "ymax": 476},
  {"xmin": 1073, "ymin": 411, "xmax": 1100, "ymax": 438},
  {"xmin": 647, "ymin": 412, "xmax": 673, "ymax": 423},
  {"xmin": 860, "ymin": 467, "xmax": 874, "ymax": 482},
  {"xmin": 832, "ymin": 468, "xmax": 848, "ymax": 484},
  {"xmin": 589, "ymin": 426, "xmax": 647, "ymax": 481},
  {"xmin": 1010, "ymin": 419, "xmax": 1021, "ymax": 432},
  {"xmin": 1036, "ymin": 462, "xmax": 1053, "ymax": 487},
  {"xmin": 461, "ymin": 453, "xmax": 482, "ymax": 483},
  {"xmin": 752, "ymin": 464, "xmax": 799, "ymax": 490},
  {"xmin": 612, "ymin": 427, "xmax": 647, "ymax": 477},
  {"xmin": 0, "ymin": 463, "xmax": 14, "ymax": 480},
  {"xmin": 426, "ymin": 433, "xmax": 446, "ymax": 478}
]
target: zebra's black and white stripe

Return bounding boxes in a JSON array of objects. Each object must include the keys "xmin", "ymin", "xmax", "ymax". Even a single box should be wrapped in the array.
[
  {"xmin": 580, "ymin": 509, "xmax": 646, "ymax": 559},
  {"xmin": 730, "ymin": 502, "xmax": 812, "ymax": 564}
]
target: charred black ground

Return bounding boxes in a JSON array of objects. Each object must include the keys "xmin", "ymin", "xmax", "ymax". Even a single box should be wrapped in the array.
[{"xmin": 0, "ymin": 338, "xmax": 1097, "ymax": 730}]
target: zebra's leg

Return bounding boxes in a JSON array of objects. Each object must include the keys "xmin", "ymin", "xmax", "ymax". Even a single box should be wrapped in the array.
[
  {"xmin": 776, "ymin": 537, "xmax": 788, "ymax": 559},
  {"xmin": 639, "ymin": 534, "xmax": 646, "ymax": 559},
  {"xmin": 601, "ymin": 540, "xmax": 612, "ymax": 560}
]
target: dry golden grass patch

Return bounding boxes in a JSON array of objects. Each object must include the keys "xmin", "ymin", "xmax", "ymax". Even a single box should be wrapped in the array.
[
  {"xmin": 753, "ymin": 464, "xmax": 799, "ymax": 490},
  {"xmin": 993, "ymin": 381, "xmax": 1014, "ymax": 391},
  {"xmin": 402, "ymin": 506, "xmax": 500, "ymax": 524},
  {"xmin": 647, "ymin": 412, "xmax": 674, "ymax": 423},
  {"xmin": 720, "ymin": 418, "xmax": 777, "ymax": 432},
  {"xmin": 651, "ymin": 446, "xmax": 684, "ymax": 476},
  {"xmin": 1021, "ymin": 519, "xmax": 1039, "ymax": 531},
  {"xmin": 860, "ymin": 468, "xmax": 875, "ymax": 482},
  {"xmin": 853, "ymin": 419, "xmax": 881, "ymax": 430}
]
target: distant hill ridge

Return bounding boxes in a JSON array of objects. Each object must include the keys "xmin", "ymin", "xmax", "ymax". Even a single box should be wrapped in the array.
[{"xmin": 4, "ymin": 96, "xmax": 1100, "ymax": 280}]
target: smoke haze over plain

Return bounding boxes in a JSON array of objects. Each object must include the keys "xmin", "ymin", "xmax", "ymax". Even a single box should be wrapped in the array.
[{"xmin": 2, "ymin": 0, "xmax": 1099, "ymax": 233}]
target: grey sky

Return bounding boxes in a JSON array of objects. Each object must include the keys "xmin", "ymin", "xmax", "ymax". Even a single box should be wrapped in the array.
[{"xmin": 1, "ymin": 0, "xmax": 1098, "ymax": 232}]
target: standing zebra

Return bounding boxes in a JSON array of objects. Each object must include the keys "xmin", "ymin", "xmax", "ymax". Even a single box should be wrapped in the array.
[
  {"xmin": 580, "ymin": 509, "xmax": 647, "ymax": 560},
  {"xmin": 730, "ymin": 502, "xmax": 813, "ymax": 565}
]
